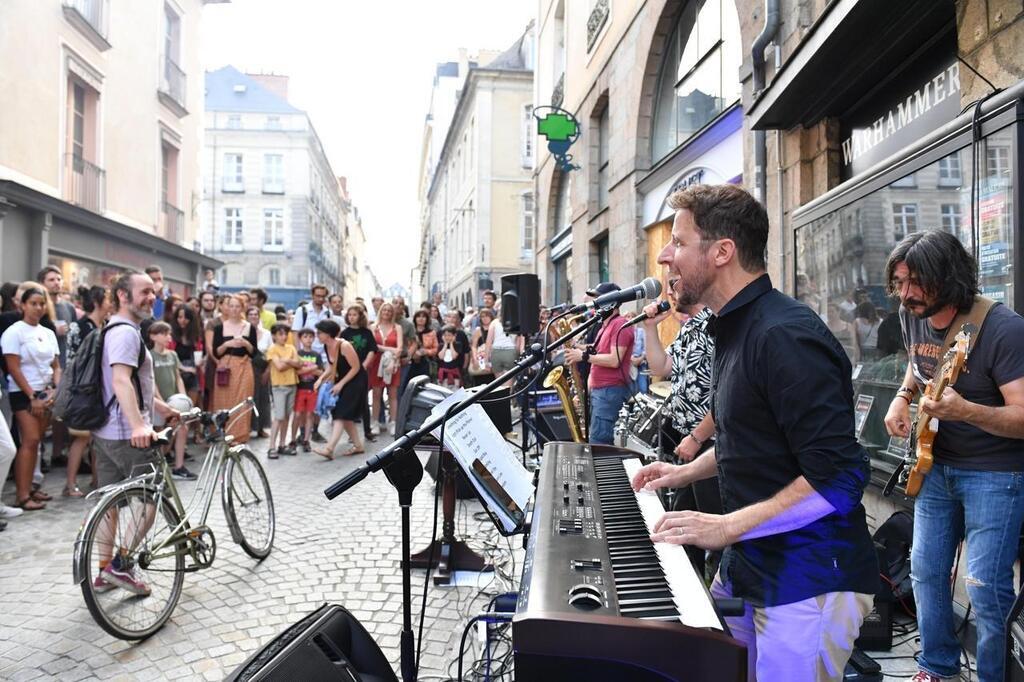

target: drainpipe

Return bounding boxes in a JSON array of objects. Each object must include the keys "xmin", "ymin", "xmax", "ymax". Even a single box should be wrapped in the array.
[{"xmin": 751, "ymin": 0, "xmax": 780, "ymax": 281}]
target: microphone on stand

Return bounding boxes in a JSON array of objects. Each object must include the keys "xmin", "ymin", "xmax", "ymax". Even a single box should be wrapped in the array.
[
  {"xmin": 570, "ymin": 277, "xmax": 662, "ymax": 313},
  {"xmin": 623, "ymin": 300, "xmax": 671, "ymax": 328}
]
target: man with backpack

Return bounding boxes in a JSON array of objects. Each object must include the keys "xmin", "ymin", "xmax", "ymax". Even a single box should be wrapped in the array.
[{"xmin": 88, "ymin": 270, "xmax": 179, "ymax": 595}]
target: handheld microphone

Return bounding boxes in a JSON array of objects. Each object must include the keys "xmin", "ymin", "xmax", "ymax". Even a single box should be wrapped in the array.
[
  {"xmin": 572, "ymin": 277, "xmax": 662, "ymax": 313},
  {"xmin": 624, "ymin": 300, "xmax": 671, "ymax": 328}
]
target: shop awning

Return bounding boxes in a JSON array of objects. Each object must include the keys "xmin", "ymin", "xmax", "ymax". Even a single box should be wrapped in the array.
[
  {"xmin": 747, "ymin": 0, "xmax": 955, "ymax": 130},
  {"xmin": 0, "ymin": 180, "xmax": 222, "ymax": 271}
]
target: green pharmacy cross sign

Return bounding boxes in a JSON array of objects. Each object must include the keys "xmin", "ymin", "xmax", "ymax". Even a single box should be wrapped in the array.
[{"xmin": 534, "ymin": 106, "xmax": 581, "ymax": 173}]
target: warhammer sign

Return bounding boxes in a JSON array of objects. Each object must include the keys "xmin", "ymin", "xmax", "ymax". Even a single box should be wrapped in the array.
[{"xmin": 840, "ymin": 62, "xmax": 961, "ymax": 179}]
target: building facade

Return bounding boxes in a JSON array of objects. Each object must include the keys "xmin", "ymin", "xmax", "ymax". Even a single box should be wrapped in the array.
[
  {"xmin": 0, "ymin": 0, "xmax": 223, "ymax": 291},
  {"xmin": 201, "ymin": 66, "xmax": 346, "ymax": 309},
  {"xmin": 418, "ymin": 29, "xmax": 536, "ymax": 311},
  {"xmin": 533, "ymin": 0, "xmax": 745, "ymax": 349}
]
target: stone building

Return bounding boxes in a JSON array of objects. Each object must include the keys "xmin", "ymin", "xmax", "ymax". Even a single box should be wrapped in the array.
[
  {"xmin": 533, "ymin": 0, "xmax": 745, "ymax": 347},
  {"xmin": 0, "ymin": 0, "xmax": 223, "ymax": 291},
  {"xmin": 417, "ymin": 27, "xmax": 536, "ymax": 311},
  {"xmin": 201, "ymin": 66, "xmax": 346, "ymax": 309}
]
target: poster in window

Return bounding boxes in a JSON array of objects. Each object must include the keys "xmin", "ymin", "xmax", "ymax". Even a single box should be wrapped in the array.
[{"xmin": 854, "ymin": 394, "xmax": 874, "ymax": 440}]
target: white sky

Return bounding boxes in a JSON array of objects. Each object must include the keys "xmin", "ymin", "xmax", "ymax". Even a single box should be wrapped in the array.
[{"xmin": 199, "ymin": 0, "xmax": 535, "ymax": 293}]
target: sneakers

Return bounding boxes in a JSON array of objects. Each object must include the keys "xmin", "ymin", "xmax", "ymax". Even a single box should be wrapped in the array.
[
  {"xmin": 387, "ymin": 421, "xmax": 396, "ymax": 436},
  {"xmin": 101, "ymin": 557, "xmax": 151, "ymax": 597},
  {"xmin": 171, "ymin": 466, "xmax": 197, "ymax": 481},
  {"xmin": 0, "ymin": 505, "xmax": 24, "ymax": 519},
  {"xmin": 92, "ymin": 573, "xmax": 116, "ymax": 594}
]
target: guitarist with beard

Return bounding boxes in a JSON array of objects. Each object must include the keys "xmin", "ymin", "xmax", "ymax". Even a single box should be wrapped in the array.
[{"xmin": 882, "ymin": 230, "xmax": 1024, "ymax": 682}]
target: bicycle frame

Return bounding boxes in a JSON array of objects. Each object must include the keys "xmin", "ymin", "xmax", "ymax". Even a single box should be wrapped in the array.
[{"xmin": 73, "ymin": 402, "xmax": 262, "ymax": 584}]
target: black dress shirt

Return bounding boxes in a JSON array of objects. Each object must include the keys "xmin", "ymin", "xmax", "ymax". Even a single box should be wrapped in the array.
[{"xmin": 709, "ymin": 275, "xmax": 878, "ymax": 607}]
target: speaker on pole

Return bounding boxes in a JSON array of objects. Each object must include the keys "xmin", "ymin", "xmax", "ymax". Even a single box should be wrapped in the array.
[{"xmin": 500, "ymin": 273, "xmax": 540, "ymax": 336}]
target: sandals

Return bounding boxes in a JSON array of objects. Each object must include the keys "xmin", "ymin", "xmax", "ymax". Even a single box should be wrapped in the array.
[
  {"xmin": 341, "ymin": 446, "xmax": 365, "ymax": 457},
  {"xmin": 16, "ymin": 497, "xmax": 46, "ymax": 511},
  {"xmin": 268, "ymin": 448, "xmax": 280, "ymax": 460},
  {"xmin": 30, "ymin": 489, "xmax": 52, "ymax": 502},
  {"xmin": 62, "ymin": 485, "xmax": 85, "ymax": 498},
  {"xmin": 312, "ymin": 447, "xmax": 335, "ymax": 461}
]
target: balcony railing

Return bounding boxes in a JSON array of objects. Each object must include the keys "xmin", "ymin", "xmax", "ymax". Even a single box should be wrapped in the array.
[
  {"xmin": 64, "ymin": 154, "xmax": 106, "ymax": 213},
  {"xmin": 158, "ymin": 55, "xmax": 187, "ymax": 114},
  {"xmin": 62, "ymin": 0, "xmax": 110, "ymax": 50},
  {"xmin": 160, "ymin": 201, "xmax": 184, "ymax": 243}
]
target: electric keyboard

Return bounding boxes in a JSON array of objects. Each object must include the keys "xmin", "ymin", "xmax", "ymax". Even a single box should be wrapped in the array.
[{"xmin": 513, "ymin": 442, "xmax": 746, "ymax": 681}]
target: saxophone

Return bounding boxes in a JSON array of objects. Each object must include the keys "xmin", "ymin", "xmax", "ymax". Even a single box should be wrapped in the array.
[{"xmin": 543, "ymin": 315, "xmax": 588, "ymax": 442}]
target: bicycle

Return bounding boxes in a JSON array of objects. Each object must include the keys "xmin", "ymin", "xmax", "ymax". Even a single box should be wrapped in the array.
[{"xmin": 72, "ymin": 398, "xmax": 275, "ymax": 640}]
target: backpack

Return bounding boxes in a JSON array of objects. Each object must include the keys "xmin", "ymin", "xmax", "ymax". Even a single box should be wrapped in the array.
[{"xmin": 52, "ymin": 321, "xmax": 146, "ymax": 431}]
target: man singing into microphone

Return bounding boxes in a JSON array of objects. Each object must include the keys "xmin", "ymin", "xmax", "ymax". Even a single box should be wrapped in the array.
[
  {"xmin": 631, "ymin": 184, "xmax": 876, "ymax": 681},
  {"xmin": 565, "ymin": 282, "xmax": 634, "ymax": 445}
]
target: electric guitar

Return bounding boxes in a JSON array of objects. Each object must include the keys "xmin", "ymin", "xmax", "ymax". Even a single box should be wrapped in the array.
[{"xmin": 883, "ymin": 326, "xmax": 972, "ymax": 498}]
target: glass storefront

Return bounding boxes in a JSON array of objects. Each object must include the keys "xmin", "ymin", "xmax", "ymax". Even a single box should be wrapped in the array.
[{"xmin": 794, "ymin": 123, "xmax": 1017, "ymax": 489}]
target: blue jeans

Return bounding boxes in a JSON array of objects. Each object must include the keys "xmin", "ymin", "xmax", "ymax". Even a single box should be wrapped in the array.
[
  {"xmin": 912, "ymin": 464, "xmax": 1024, "ymax": 681},
  {"xmin": 589, "ymin": 385, "xmax": 630, "ymax": 445}
]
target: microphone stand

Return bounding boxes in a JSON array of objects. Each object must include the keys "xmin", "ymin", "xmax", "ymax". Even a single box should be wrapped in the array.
[{"xmin": 323, "ymin": 305, "xmax": 616, "ymax": 682}]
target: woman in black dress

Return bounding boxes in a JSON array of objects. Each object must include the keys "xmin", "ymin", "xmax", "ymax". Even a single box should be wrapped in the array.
[{"xmin": 312, "ymin": 319, "xmax": 366, "ymax": 459}]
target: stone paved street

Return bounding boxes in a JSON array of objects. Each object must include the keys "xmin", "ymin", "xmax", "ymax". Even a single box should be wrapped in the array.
[{"xmin": 0, "ymin": 434, "xmax": 521, "ymax": 681}]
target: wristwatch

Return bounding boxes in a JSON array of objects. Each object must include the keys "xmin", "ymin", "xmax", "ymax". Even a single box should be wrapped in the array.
[
  {"xmin": 581, "ymin": 350, "xmax": 591, "ymax": 363},
  {"xmin": 33, "ymin": 390, "xmax": 48, "ymax": 400}
]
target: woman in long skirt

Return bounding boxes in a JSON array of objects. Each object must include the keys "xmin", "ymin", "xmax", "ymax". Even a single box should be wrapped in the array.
[{"xmin": 209, "ymin": 295, "xmax": 256, "ymax": 442}]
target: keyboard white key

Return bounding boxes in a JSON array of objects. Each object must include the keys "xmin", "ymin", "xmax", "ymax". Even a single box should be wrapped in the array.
[{"xmin": 622, "ymin": 458, "xmax": 722, "ymax": 630}]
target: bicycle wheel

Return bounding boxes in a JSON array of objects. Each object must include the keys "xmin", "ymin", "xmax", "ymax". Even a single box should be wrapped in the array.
[
  {"xmin": 223, "ymin": 447, "xmax": 275, "ymax": 559},
  {"xmin": 78, "ymin": 486, "xmax": 185, "ymax": 640}
]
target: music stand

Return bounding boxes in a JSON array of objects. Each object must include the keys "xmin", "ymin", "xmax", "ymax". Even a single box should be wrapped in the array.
[{"xmin": 396, "ymin": 376, "xmax": 492, "ymax": 585}]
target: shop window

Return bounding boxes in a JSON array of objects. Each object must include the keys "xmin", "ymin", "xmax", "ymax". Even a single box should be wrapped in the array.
[
  {"xmin": 553, "ymin": 255, "xmax": 572, "ymax": 305},
  {"xmin": 223, "ymin": 208, "xmax": 243, "ymax": 250},
  {"xmin": 891, "ymin": 203, "xmax": 917, "ymax": 241},
  {"xmin": 795, "ymin": 127, "xmax": 1016, "ymax": 483},
  {"xmin": 552, "ymin": 172, "xmax": 572, "ymax": 237},
  {"xmin": 651, "ymin": 0, "xmax": 742, "ymax": 162}
]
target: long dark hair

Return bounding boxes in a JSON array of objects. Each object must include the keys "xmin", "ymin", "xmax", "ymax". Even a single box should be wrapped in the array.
[
  {"xmin": 1, "ymin": 282, "xmax": 18, "ymax": 312},
  {"xmin": 885, "ymin": 230, "xmax": 979, "ymax": 312},
  {"xmin": 172, "ymin": 303, "xmax": 201, "ymax": 346}
]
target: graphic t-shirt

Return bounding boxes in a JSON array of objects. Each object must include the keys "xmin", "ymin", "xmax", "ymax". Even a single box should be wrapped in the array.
[
  {"xmin": 340, "ymin": 327, "xmax": 379, "ymax": 364},
  {"xmin": 296, "ymin": 348, "xmax": 323, "ymax": 391},
  {"xmin": 900, "ymin": 303, "xmax": 1024, "ymax": 470},
  {"xmin": 152, "ymin": 348, "xmax": 181, "ymax": 400}
]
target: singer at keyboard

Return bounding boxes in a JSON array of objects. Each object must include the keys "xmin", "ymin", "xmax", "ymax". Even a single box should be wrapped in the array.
[{"xmin": 632, "ymin": 184, "xmax": 878, "ymax": 682}]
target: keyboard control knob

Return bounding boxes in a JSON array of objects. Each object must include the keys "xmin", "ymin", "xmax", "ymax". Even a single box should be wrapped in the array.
[{"xmin": 568, "ymin": 584, "xmax": 603, "ymax": 610}]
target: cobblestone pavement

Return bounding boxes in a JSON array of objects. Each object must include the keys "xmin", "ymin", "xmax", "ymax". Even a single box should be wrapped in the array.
[{"xmin": 0, "ymin": 433, "xmax": 521, "ymax": 681}]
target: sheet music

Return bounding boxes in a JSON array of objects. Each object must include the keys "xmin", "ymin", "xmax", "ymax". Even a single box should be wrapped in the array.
[{"xmin": 429, "ymin": 389, "xmax": 533, "ymax": 532}]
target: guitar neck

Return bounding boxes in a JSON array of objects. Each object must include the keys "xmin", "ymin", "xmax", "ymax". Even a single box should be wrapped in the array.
[{"xmin": 916, "ymin": 376, "xmax": 950, "ymax": 438}]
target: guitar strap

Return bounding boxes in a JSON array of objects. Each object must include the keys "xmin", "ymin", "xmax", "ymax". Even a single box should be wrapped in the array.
[{"xmin": 941, "ymin": 295, "xmax": 998, "ymax": 380}]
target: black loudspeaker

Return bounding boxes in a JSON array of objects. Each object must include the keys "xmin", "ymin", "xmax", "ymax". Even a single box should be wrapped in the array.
[
  {"xmin": 500, "ymin": 273, "xmax": 540, "ymax": 336},
  {"xmin": 1007, "ymin": 586, "xmax": 1024, "ymax": 680},
  {"xmin": 226, "ymin": 603, "xmax": 397, "ymax": 682},
  {"xmin": 528, "ymin": 390, "xmax": 574, "ymax": 444}
]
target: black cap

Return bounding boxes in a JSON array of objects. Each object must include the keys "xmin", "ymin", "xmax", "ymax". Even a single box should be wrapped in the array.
[{"xmin": 586, "ymin": 282, "xmax": 620, "ymax": 298}]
